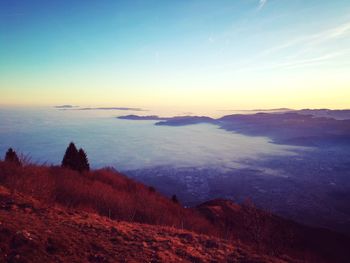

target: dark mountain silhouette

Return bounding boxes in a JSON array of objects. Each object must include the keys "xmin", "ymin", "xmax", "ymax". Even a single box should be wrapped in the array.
[
  {"xmin": 79, "ymin": 107, "xmax": 144, "ymax": 111},
  {"xmin": 118, "ymin": 115, "xmax": 216, "ymax": 126},
  {"xmin": 218, "ymin": 112, "xmax": 350, "ymax": 146},
  {"xmin": 54, "ymin": 105, "xmax": 78, "ymax": 109},
  {"xmin": 155, "ymin": 116, "xmax": 216, "ymax": 126},
  {"xmin": 118, "ymin": 115, "xmax": 167, "ymax": 120},
  {"xmin": 296, "ymin": 109, "xmax": 350, "ymax": 120},
  {"xmin": 119, "ymin": 111, "xmax": 350, "ymax": 147}
]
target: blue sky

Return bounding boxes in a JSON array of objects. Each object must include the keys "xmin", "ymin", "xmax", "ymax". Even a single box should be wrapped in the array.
[{"xmin": 1, "ymin": 0, "xmax": 350, "ymax": 109}]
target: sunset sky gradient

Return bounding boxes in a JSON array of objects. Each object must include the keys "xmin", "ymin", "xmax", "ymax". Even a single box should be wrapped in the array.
[{"xmin": 1, "ymin": 0, "xmax": 350, "ymax": 110}]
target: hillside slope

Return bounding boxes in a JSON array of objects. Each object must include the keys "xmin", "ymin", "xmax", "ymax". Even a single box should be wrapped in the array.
[
  {"xmin": 0, "ymin": 186, "xmax": 286, "ymax": 263},
  {"xmin": 1, "ymin": 161, "xmax": 350, "ymax": 262},
  {"xmin": 197, "ymin": 199, "xmax": 350, "ymax": 263}
]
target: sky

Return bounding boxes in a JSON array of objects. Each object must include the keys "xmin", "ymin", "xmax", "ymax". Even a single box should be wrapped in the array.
[{"xmin": 1, "ymin": 0, "xmax": 350, "ymax": 110}]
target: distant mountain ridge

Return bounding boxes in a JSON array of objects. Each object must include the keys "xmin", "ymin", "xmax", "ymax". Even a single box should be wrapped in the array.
[
  {"xmin": 118, "ymin": 115, "xmax": 167, "ymax": 120},
  {"xmin": 55, "ymin": 106, "xmax": 145, "ymax": 111},
  {"xmin": 296, "ymin": 109, "xmax": 350, "ymax": 120},
  {"xmin": 118, "ymin": 110, "xmax": 350, "ymax": 147}
]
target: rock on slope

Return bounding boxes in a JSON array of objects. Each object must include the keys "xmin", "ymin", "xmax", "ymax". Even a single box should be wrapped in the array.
[{"xmin": 0, "ymin": 186, "xmax": 288, "ymax": 263}]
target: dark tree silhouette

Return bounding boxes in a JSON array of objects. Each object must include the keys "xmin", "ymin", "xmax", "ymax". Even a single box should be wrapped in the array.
[
  {"xmin": 78, "ymin": 148, "xmax": 90, "ymax": 172},
  {"xmin": 171, "ymin": 194, "xmax": 179, "ymax": 203},
  {"xmin": 62, "ymin": 143, "xmax": 90, "ymax": 172},
  {"xmin": 4, "ymin": 148, "xmax": 21, "ymax": 166},
  {"xmin": 61, "ymin": 142, "xmax": 79, "ymax": 171},
  {"xmin": 148, "ymin": 186, "xmax": 156, "ymax": 193}
]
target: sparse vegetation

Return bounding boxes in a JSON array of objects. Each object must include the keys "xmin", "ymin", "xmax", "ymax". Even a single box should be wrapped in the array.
[
  {"xmin": 61, "ymin": 142, "xmax": 90, "ymax": 172},
  {"xmin": 171, "ymin": 194, "xmax": 179, "ymax": 204},
  {"xmin": 0, "ymin": 160, "xmax": 213, "ymax": 236},
  {"xmin": 4, "ymin": 148, "xmax": 21, "ymax": 166},
  {"xmin": 0, "ymin": 185, "xmax": 274, "ymax": 263},
  {"xmin": 78, "ymin": 148, "xmax": 90, "ymax": 172},
  {"xmin": 1, "ymin": 146, "xmax": 350, "ymax": 262}
]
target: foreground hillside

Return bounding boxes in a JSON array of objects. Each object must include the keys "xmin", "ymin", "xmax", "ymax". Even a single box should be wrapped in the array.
[
  {"xmin": 1, "ymin": 161, "xmax": 350, "ymax": 262},
  {"xmin": 0, "ymin": 185, "xmax": 285, "ymax": 263}
]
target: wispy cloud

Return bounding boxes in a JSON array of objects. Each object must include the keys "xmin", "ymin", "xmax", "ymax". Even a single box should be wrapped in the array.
[
  {"xmin": 198, "ymin": 19, "xmax": 350, "ymax": 76},
  {"xmin": 270, "ymin": 52, "xmax": 344, "ymax": 70},
  {"xmin": 258, "ymin": 0, "xmax": 267, "ymax": 11},
  {"xmin": 261, "ymin": 21, "xmax": 350, "ymax": 56},
  {"xmin": 234, "ymin": 50, "xmax": 348, "ymax": 73},
  {"xmin": 323, "ymin": 22, "xmax": 350, "ymax": 39},
  {"xmin": 190, "ymin": 46, "xmax": 350, "ymax": 77}
]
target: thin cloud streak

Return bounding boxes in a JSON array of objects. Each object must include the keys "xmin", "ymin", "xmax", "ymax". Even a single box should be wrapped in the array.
[
  {"xmin": 258, "ymin": 0, "xmax": 267, "ymax": 10},
  {"xmin": 234, "ymin": 51, "xmax": 347, "ymax": 73},
  {"xmin": 261, "ymin": 21, "xmax": 350, "ymax": 56}
]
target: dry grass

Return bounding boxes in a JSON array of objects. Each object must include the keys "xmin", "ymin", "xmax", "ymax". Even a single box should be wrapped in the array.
[
  {"xmin": 2, "ymin": 161, "xmax": 350, "ymax": 262},
  {"xmin": 0, "ymin": 161, "xmax": 215, "ymax": 236}
]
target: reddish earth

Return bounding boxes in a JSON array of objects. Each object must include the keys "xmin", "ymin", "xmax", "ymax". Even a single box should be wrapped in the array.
[
  {"xmin": 0, "ymin": 186, "xmax": 286, "ymax": 263},
  {"xmin": 1, "ymin": 162, "xmax": 350, "ymax": 262}
]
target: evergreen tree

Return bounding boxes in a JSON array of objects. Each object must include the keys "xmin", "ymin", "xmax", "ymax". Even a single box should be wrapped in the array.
[
  {"xmin": 61, "ymin": 142, "xmax": 79, "ymax": 170},
  {"xmin": 4, "ymin": 148, "xmax": 21, "ymax": 166},
  {"xmin": 78, "ymin": 148, "xmax": 90, "ymax": 172},
  {"xmin": 61, "ymin": 143, "xmax": 90, "ymax": 172},
  {"xmin": 171, "ymin": 194, "xmax": 179, "ymax": 203}
]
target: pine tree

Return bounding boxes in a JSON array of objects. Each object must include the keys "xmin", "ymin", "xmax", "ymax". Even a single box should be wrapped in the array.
[
  {"xmin": 78, "ymin": 148, "xmax": 90, "ymax": 172},
  {"xmin": 61, "ymin": 142, "xmax": 79, "ymax": 170},
  {"xmin": 61, "ymin": 143, "xmax": 90, "ymax": 172},
  {"xmin": 171, "ymin": 194, "xmax": 179, "ymax": 204},
  {"xmin": 4, "ymin": 148, "xmax": 21, "ymax": 166}
]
